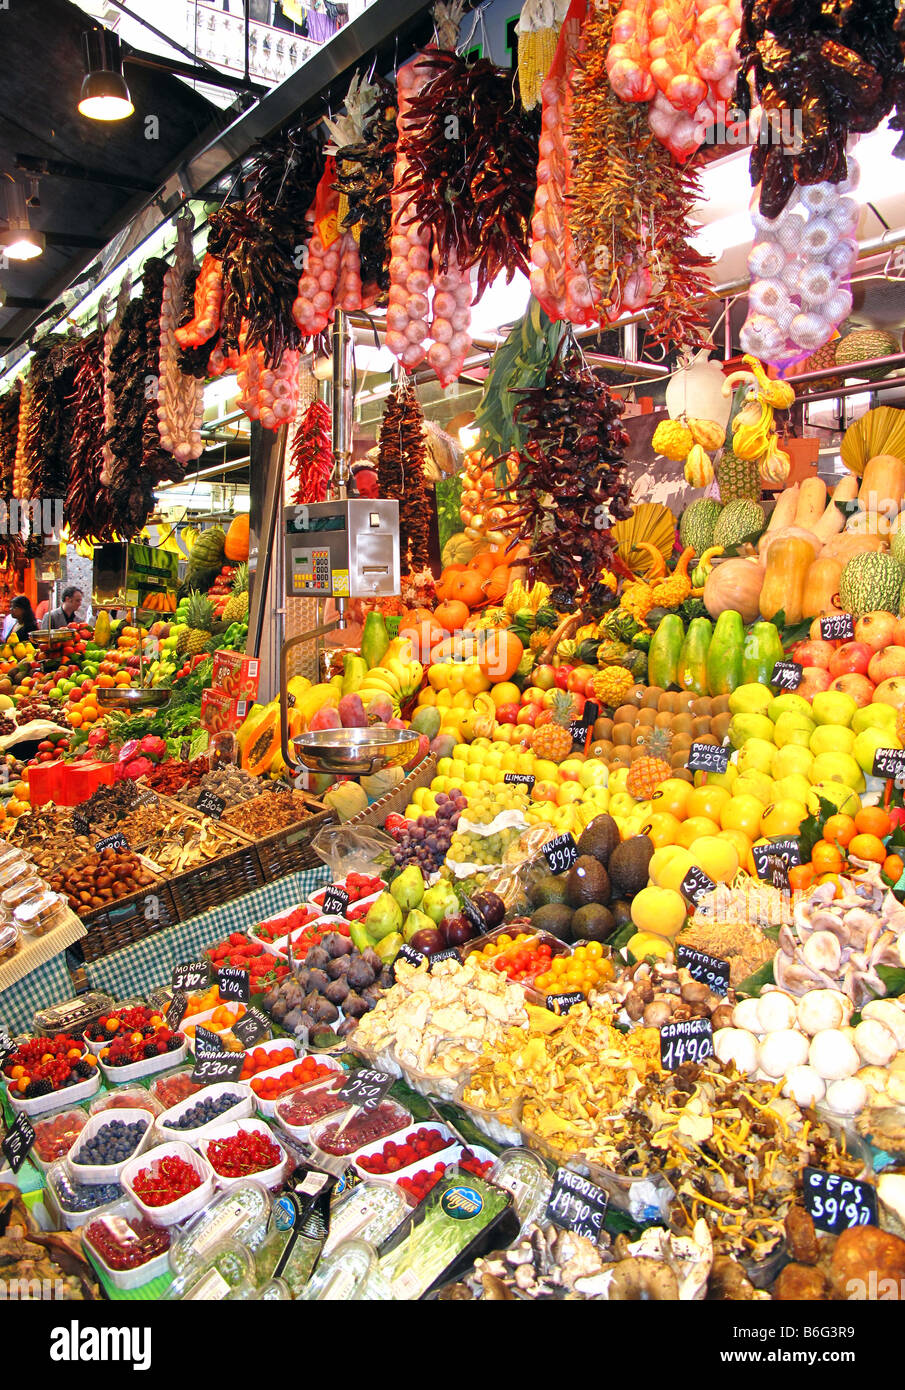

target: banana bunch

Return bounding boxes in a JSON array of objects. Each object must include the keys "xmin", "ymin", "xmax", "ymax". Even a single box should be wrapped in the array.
[{"xmin": 357, "ymin": 658, "xmax": 424, "ymax": 716}]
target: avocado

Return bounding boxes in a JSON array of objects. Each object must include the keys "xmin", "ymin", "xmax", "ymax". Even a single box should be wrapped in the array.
[
  {"xmin": 571, "ymin": 903, "xmax": 616, "ymax": 942},
  {"xmin": 531, "ymin": 903, "xmax": 574, "ymax": 941},
  {"xmin": 528, "ymin": 871, "xmax": 570, "ymax": 909},
  {"xmin": 610, "ymin": 898, "xmax": 633, "ymax": 929},
  {"xmin": 608, "ymin": 836, "xmax": 654, "ymax": 899},
  {"xmin": 576, "ymin": 814, "xmax": 620, "ymax": 867},
  {"xmin": 566, "ymin": 855, "xmax": 611, "ymax": 909}
]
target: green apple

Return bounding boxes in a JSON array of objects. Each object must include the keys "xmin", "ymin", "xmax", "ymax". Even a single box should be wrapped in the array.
[
  {"xmin": 736, "ymin": 738, "xmax": 777, "ymax": 775},
  {"xmin": 734, "ymin": 771, "xmax": 775, "ymax": 805},
  {"xmin": 578, "ymin": 761, "xmax": 608, "ymax": 789},
  {"xmin": 852, "ymin": 726, "xmax": 903, "ymax": 775},
  {"xmin": 772, "ymin": 743, "xmax": 815, "ymax": 780},
  {"xmin": 694, "ymin": 764, "xmax": 738, "ymax": 791},
  {"xmin": 609, "ymin": 792, "xmax": 636, "ymax": 817},
  {"xmin": 768, "ymin": 693, "xmax": 812, "ymax": 723},
  {"xmin": 852, "ymin": 703, "xmax": 898, "ymax": 735},
  {"xmin": 728, "ymin": 683, "xmax": 774, "ymax": 716},
  {"xmin": 774, "ymin": 773, "xmax": 814, "ymax": 804},
  {"xmin": 810, "ymin": 750, "xmax": 865, "ymax": 792},
  {"xmin": 810, "ymin": 725, "xmax": 855, "ymax": 758},
  {"xmin": 729, "ymin": 714, "xmax": 776, "ymax": 749},
  {"xmin": 807, "ymin": 780, "xmax": 861, "ymax": 818},
  {"xmin": 773, "ymin": 712, "xmax": 816, "ymax": 748},
  {"xmin": 810, "ymin": 690, "xmax": 858, "ymax": 729}
]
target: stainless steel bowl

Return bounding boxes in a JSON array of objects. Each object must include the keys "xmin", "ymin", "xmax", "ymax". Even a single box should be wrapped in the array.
[
  {"xmin": 291, "ymin": 726, "xmax": 419, "ymax": 777},
  {"xmin": 31, "ymin": 629, "xmax": 69, "ymax": 648},
  {"xmin": 95, "ymin": 687, "xmax": 172, "ymax": 710}
]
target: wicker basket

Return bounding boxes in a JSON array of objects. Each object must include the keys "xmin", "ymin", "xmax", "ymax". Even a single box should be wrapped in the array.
[
  {"xmin": 166, "ymin": 836, "xmax": 265, "ymax": 921},
  {"xmin": 79, "ymin": 878, "xmax": 179, "ymax": 963},
  {"xmin": 344, "ymin": 753, "xmax": 439, "ymax": 829},
  {"xmin": 247, "ymin": 795, "xmax": 335, "ymax": 881}
]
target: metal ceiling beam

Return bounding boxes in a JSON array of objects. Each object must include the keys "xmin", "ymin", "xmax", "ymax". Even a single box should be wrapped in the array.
[
  {"xmin": 14, "ymin": 154, "xmax": 156, "ymax": 194},
  {"xmin": 43, "ymin": 232, "xmax": 106, "ymax": 250},
  {"xmin": 125, "ymin": 49, "xmax": 267, "ymax": 97}
]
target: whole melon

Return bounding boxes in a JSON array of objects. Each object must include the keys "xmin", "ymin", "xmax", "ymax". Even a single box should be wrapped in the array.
[
  {"xmin": 834, "ymin": 330, "xmax": 900, "ymax": 382},
  {"xmin": 838, "ymin": 551, "xmax": 904, "ymax": 615}
]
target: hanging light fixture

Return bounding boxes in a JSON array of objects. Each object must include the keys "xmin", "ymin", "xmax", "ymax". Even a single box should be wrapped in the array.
[
  {"xmin": 78, "ymin": 27, "xmax": 134, "ymax": 121},
  {"xmin": 0, "ymin": 179, "xmax": 44, "ymax": 260}
]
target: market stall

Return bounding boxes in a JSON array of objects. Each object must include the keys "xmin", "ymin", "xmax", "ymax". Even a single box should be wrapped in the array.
[{"xmin": 6, "ymin": 0, "xmax": 905, "ymax": 1313}]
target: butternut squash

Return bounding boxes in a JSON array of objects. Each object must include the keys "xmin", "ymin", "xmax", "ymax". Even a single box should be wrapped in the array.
[
  {"xmin": 860, "ymin": 453, "xmax": 905, "ymax": 517},
  {"xmin": 820, "ymin": 532, "xmax": 888, "ymax": 564},
  {"xmin": 794, "ymin": 476, "xmax": 827, "ymax": 530},
  {"xmin": 812, "ymin": 474, "xmax": 859, "ymax": 542},
  {"xmin": 766, "ymin": 484, "xmax": 799, "ymax": 532},
  {"xmin": 801, "ymin": 556, "xmax": 843, "ymax": 619},
  {"xmin": 757, "ymin": 525, "xmax": 820, "ymax": 563},
  {"xmin": 759, "ymin": 536, "xmax": 815, "ymax": 624}
]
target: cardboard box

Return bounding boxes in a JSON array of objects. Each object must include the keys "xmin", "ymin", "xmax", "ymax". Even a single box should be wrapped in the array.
[
  {"xmin": 211, "ymin": 650, "xmax": 260, "ymax": 700},
  {"xmin": 201, "ymin": 688, "xmax": 253, "ymax": 733}
]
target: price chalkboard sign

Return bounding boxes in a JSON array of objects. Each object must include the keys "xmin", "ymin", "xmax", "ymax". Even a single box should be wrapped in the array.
[
  {"xmin": 429, "ymin": 947, "xmax": 461, "ymax": 969},
  {"xmin": 232, "ymin": 1007, "xmax": 270, "ymax": 1049},
  {"xmin": 338, "ymin": 1067, "xmax": 394, "ymax": 1113},
  {"xmin": 2, "ymin": 1112, "xmax": 35, "ymax": 1175},
  {"xmin": 172, "ymin": 960, "xmax": 209, "ymax": 993},
  {"xmin": 321, "ymin": 886, "xmax": 350, "ymax": 917},
  {"xmin": 217, "ymin": 966, "xmax": 250, "ymax": 1003},
  {"xmin": 194, "ymin": 1026, "xmax": 225, "ymax": 1056},
  {"xmin": 395, "ymin": 942, "xmax": 427, "ymax": 970},
  {"xmin": 135, "ymin": 788, "xmax": 159, "ymax": 808},
  {"xmin": 675, "ymin": 945, "xmax": 730, "ymax": 996},
  {"xmin": 95, "ymin": 832, "xmax": 128, "ymax": 852},
  {"xmin": 196, "ymin": 790, "xmax": 226, "ymax": 821},
  {"xmin": 751, "ymin": 843, "xmax": 792, "ymax": 890},
  {"xmin": 803, "ymin": 1167, "xmax": 878, "ymax": 1235},
  {"xmin": 771, "ymin": 660, "xmax": 803, "ymax": 691},
  {"xmin": 660, "ymin": 1017, "xmax": 714, "ymax": 1069},
  {"xmin": 686, "ymin": 741, "xmax": 729, "ymax": 775},
  {"xmin": 191, "ymin": 1053, "xmax": 244, "ymax": 1085},
  {"xmin": 570, "ymin": 701, "xmax": 599, "ymax": 751},
  {"xmin": 544, "ymin": 1168, "xmax": 608, "ymax": 1243},
  {"xmin": 0, "ymin": 1024, "xmax": 14, "ymax": 1066},
  {"xmin": 820, "ymin": 613, "xmax": 855, "ymax": 642},
  {"xmin": 543, "ymin": 833, "xmax": 579, "ymax": 875},
  {"xmin": 679, "ymin": 865, "xmax": 716, "ymax": 906},
  {"xmin": 872, "ymin": 747, "xmax": 905, "ymax": 781},
  {"xmin": 166, "ymin": 991, "xmax": 187, "ymax": 1032},
  {"xmin": 504, "ymin": 772, "xmax": 536, "ymax": 791},
  {"xmin": 72, "ymin": 808, "xmax": 90, "ymax": 837},
  {"xmin": 546, "ymin": 991, "xmax": 585, "ymax": 1015}
]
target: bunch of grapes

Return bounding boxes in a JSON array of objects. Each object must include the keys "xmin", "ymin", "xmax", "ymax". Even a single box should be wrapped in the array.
[
  {"xmin": 390, "ymin": 790, "xmax": 467, "ymax": 874},
  {"xmin": 448, "ymin": 825, "xmax": 522, "ymax": 867}
]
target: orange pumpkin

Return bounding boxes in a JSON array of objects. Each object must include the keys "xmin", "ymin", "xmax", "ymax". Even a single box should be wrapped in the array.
[
  {"xmin": 435, "ymin": 564, "xmax": 467, "ymax": 602},
  {"xmin": 482, "ymin": 563, "xmax": 512, "ymax": 604},
  {"xmin": 398, "ymin": 618, "xmax": 443, "ymax": 662},
  {"xmin": 224, "ymin": 513, "xmax": 249, "ymax": 562},
  {"xmin": 434, "ymin": 599, "xmax": 470, "ymax": 633},
  {"xmin": 446, "ymin": 568, "xmax": 486, "ymax": 608},
  {"xmin": 402, "ymin": 606, "xmax": 435, "ymax": 627},
  {"xmin": 477, "ymin": 629, "xmax": 523, "ymax": 682},
  {"xmin": 471, "ymin": 551, "xmax": 497, "ymax": 579}
]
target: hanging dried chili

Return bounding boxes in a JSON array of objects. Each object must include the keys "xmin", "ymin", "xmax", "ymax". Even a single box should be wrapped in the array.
[
  {"xmin": 65, "ymin": 330, "xmax": 115, "ymax": 543},
  {"xmin": 288, "ymin": 399, "xmax": 332, "ymax": 503},
  {"xmin": 0, "ymin": 388, "xmax": 20, "ymax": 497},
  {"xmin": 376, "ymin": 379, "xmax": 431, "ymax": 573}
]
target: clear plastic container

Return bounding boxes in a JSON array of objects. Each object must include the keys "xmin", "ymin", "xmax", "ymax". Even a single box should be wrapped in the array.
[
  {"xmin": 30, "ymin": 1107, "xmax": 89, "ymax": 1171},
  {"xmin": 169, "ymin": 1181, "xmax": 272, "ymax": 1278},
  {"xmin": 489, "ymin": 1148, "xmax": 552, "ymax": 1233},
  {"xmin": 2, "ymin": 875, "xmax": 46, "ymax": 923},
  {"xmin": 82, "ymin": 1205, "xmax": 171, "ymax": 1291},
  {"xmin": 33, "ymin": 992, "xmax": 115, "ymax": 1038},
  {"xmin": 0, "ymin": 853, "xmax": 29, "ymax": 895},
  {"xmin": 148, "ymin": 1067, "xmax": 202, "ymax": 1112},
  {"xmin": 273, "ymin": 1075, "xmax": 349, "ymax": 1142},
  {"xmin": 0, "ymin": 922, "xmax": 19, "ymax": 962},
  {"xmin": 249, "ymin": 1052, "xmax": 344, "ymax": 1119},
  {"xmin": 164, "ymin": 1240, "xmax": 255, "ymax": 1301},
  {"xmin": 44, "ymin": 1159, "xmax": 125, "ymax": 1229},
  {"xmin": 89, "ymin": 1087, "xmax": 162, "ymax": 1118},
  {"xmin": 14, "ymin": 890, "xmax": 67, "ymax": 938},
  {"xmin": 122, "ymin": 1141, "xmax": 216, "ymax": 1227},
  {"xmin": 0, "ymin": 845, "xmax": 27, "ymax": 875},
  {"xmin": 352, "ymin": 1122, "xmax": 457, "ymax": 1186},
  {"xmin": 310, "ymin": 1099, "xmax": 411, "ymax": 1173},
  {"xmin": 323, "ymin": 1180, "xmax": 408, "ymax": 1256},
  {"xmin": 299, "ymin": 1239, "xmax": 376, "ymax": 1299},
  {"xmin": 452, "ymin": 1084, "xmax": 522, "ymax": 1147}
]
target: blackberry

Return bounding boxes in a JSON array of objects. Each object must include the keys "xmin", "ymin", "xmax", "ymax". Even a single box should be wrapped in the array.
[
  {"xmin": 143, "ymin": 1041, "xmax": 158, "ymax": 1059},
  {"xmin": 74, "ymin": 1060, "xmax": 94, "ymax": 1079},
  {"xmin": 25, "ymin": 1078, "xmax": 53, "ymax": 1098},
  {"xmin": 166, "ymin": 1035, "xmax": 182, "ymax": 1051}
]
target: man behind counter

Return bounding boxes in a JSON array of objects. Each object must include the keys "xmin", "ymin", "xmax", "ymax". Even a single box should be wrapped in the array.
[{"xmin": 41, "ymin": 586, "xmax": 83, "ymax": 631}]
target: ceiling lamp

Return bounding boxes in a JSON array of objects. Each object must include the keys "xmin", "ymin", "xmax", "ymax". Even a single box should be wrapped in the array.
[
  {"xmin": 0, "ymin": 180, "xmax": 44, "ymax": 260},
  {"xmin": 78, "ymin": 27, "xmax": 134, "ymax": 121}
]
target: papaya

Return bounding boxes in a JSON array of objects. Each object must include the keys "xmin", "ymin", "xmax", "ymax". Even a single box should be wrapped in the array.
[
  {"xmin": 93, "ymin": 612, "xmax": 111, "ymax": 649},
  {"xmin": 286, "ymin": 675, "xmax": 311, "ymax": 703},
  {"xmin": 741, "ymin": 621, "xmax": 784, "ymax": 686},
  {"xmin": 360, "ymin": 611, "xmax": 390, "ymax": 669},
  {"xmin": 342, "ymin": 654, "xmax": 368, "ymax": 695},
  {"xmin": 237, "ymin": 699, "xmax": 280, "ymax": 775},
  {"xmin": 676, "ymin": 617, "xmax": 712, "ymax": 696},
  {"xmin": 647, "ymin": 614, "xmax": 685, "ymax": 690},
  {"xmin": 705, "ymin": 610, "xmax": 744, "ymax": 696}
]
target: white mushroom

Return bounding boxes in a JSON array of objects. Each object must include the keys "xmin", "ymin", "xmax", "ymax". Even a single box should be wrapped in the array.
[
  {"xmin": 782, "ymin": 1065, "xmax": 826, "ymax": 1107},
  {"xmin": 732, "ymin": 998, "xmax": 763, "ymax": 1033},
  {"xmin": 758, "ymin": 1028, "xmax": 809, "ymax": 1078},
  {"xmin": 854, "ymin": 1018, "xmax": 899, "ymax": 1067},
  {"xmin": 796, "ymin": 990, "xmax": 851, "ymax": 1036},
  {"xmin": 862, "ymin": 999, "xmax": 905, "ymax": 1050},
  {"xmin": 824, "ymin": 1076, "xmax": 868, "ymax": 1116},
  {"xmin": 756, "ymin": 991, "xmax": 798, "ymax": 1033},
  {"xmin": 801, "ymin": 930, "xmax": 842, "ymax": 974},
  {"xmin": 713, "ymin": 1028, "xmax": 758, "ymax": 1075},
  {"xmin": 809, "ymin": 1029, "xmax": 860, "ymax": 1081}
]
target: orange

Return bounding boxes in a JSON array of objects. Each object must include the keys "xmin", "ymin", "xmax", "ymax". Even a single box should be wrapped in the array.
[
  {"xmin": 823, "ymin": 814, "xmax": 856, "ymax": 849},
  {"xmin": 720, "ymin": 793, "xmax": 766, "ymax": 840},
  {"xmin": 788, "ymin": 862, "xmax": 816, "ymax": 893},
  {"xmin": 641, "ymin": 811, "xmax": 682, "ymax": 848},
  {"xmin": 848, "ymin": 832, "xmax": 887, "ymax": 864},
  {"xmin": 883, "ymin": 853, "xmax": 905, "ymax": 883},
  {"xmin": 817, "ymin": 872, "xmax": 844, "ymax": 897},
  {"xmin": 854, "ymin": 806, "xmax": 892, "ymax": 839},
  {"xmin": 675, "ymin": 815, "xmax": 721, "ymax": 849},
  {"xmin": 68, "ymin": 711, "xmax": 83, "ymax": 728},
  {"xmin": 811, "ymin": 840, "xmax": 844, "ymax": 874},
  {"xmin": 649, "ymin": 780, "xmax": 692, "ymax": 820},
  {"xmin": 685, "ymin": 785, "xmax": 731, "ymax": 821},
  {"xmin": 720, "ymin": 828, "xmax": 753, "ymax": 865}
]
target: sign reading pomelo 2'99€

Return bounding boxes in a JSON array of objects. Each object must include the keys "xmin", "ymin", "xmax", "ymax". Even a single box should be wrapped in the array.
[{"xmin": 686, "ymin": 741, "xmax": 729, "ymax": 775}]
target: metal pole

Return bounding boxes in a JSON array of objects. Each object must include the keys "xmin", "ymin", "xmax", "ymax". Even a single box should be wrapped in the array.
[
  {"xmin": 331, "ymin": 308, "xmax": 353, "ymax": 499},
  {"xmin": 246, "ymin": 420, "xmax": 287, "ymax": 663}
]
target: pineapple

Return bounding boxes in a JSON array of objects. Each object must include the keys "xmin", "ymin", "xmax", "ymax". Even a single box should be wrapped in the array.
[
  {"xmin": 184, "ymin": 591, "xmax": 215, "ymax": 656},
  {"xmin": 530, "ymin": 689, "xmax": 575, "ymax": 762},
  {"xmin": 590, "ymin": 666, "xmax": 634, "ymax": 708},
  {"xmin": 626, "ymin": 726, "xmax": 673, "ymax": 800},
  {"xmin": 222, "ymin": 563, "xmax": 249, "ymax": 624},
  {"xmin": 717, "ymin": 447, "xmax": 760, "ymax": 503}
]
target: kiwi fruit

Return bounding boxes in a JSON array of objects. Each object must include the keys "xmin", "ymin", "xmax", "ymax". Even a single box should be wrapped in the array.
[
  {"xmin": 691, "ymin": 716, "xmax": 712, "ymax": 737},
  {"xmin": 671, "ymin": 733, "xmax": 693, "ymax": 752},
  {"xmin": 711, "ymin": 694, "xmax": 731, "ymax": 715},
  {"xmin": 613, "ymin": 705, "xmax": 636, "ymax": 725},
  {"xmin": 642, "ymin": 686, "xmax": 663, "ymax": 709},
  {"xmin": 637, "ymin": 707, "xmax": 657, "ymax": 726},
  {"xmin": 654, "ymin": 710, "xmax": 674, "ymax": 729},
  {"xmin": 690, "ymin": 697, "xmax": 713, "ymax": 717},
  {"xmin": 594, "ymin": 717, "xmax": 614, "ymax": 741},
  {"xmin": 658, "ymin": 692, "xmax": 679, "ymax": 714},
  {"xmin": 628, "ymin": 685, "xmax": 649, "ymax": 707},
  {"xmin": 711, "ymin": 712, "xmax": 732, "ymax": 741},
  {"xmin": 612, "ymin": 722, "xmax": 633, "ymax": 746},
  {"xmin": 673, "ymin": 712, "xmax": 694, "ymax": 735}
]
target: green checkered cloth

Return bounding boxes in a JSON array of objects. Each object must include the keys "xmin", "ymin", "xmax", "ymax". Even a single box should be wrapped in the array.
[
  {"xmin": 0, "ymin": 953, "xmax": 76, "ymax": 1034},
  {"xmin": 84, "ymin": 866, "xmax": 330, "ymax": 1000}
]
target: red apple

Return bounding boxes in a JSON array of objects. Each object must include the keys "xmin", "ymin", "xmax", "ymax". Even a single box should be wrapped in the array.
[
  {"xmin": 553, "ymin": 665, "xmax": 574, "ymax": 690},
  {"xmin": 868, "ymin": 646, "xmax": 905, "ymax": 684},
  {"xmin": 516, "ymin": 705, "xmax": 538, "ymax": 726},
  {"xmin": 791, "ymin": 639, "xmax": 836, "ymax": 670},
  {"xmin": 827, "ymin": 641, "xmax": 872, "ymax": 679},
  {"xmin": 495, "ymin": 702, "xmax": 519, "ymax": 724},
  {"xmin": 797, "ymin": 666, "xmax": 832, "ymax": 699},
  {"xmin": 533, "ymin": 664, "xmax": 556, "ymax": 691},
  {"xmin": 828, "ymin": 672, "xmax": 876, "ymax": 707},
  {"xmin": 521, "ymin": 687, "xmax": 546, "ymax": 706},
  {"xmin": 567, "ymin": 665, "xmax": 597, "ymax": 695},
  {"xmin": 855, "ymin": 612, "xmax": 900, "ymax": 652}
]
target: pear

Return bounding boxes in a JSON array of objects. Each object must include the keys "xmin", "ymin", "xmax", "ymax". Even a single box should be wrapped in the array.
[
  {"xmin": 364, "ymin": 891, "xmax": 403, "ymax": 941},
  {"xmin": 390, "ymin": 865, "xmax": 425, "ymax": 912},
  {"xmin": 403, "ymin": 908, "xmax": 436, "ymax": 943},
  {"xmin": 422, "ymin": 881, "xmax": 459, "ymax": 924}
]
